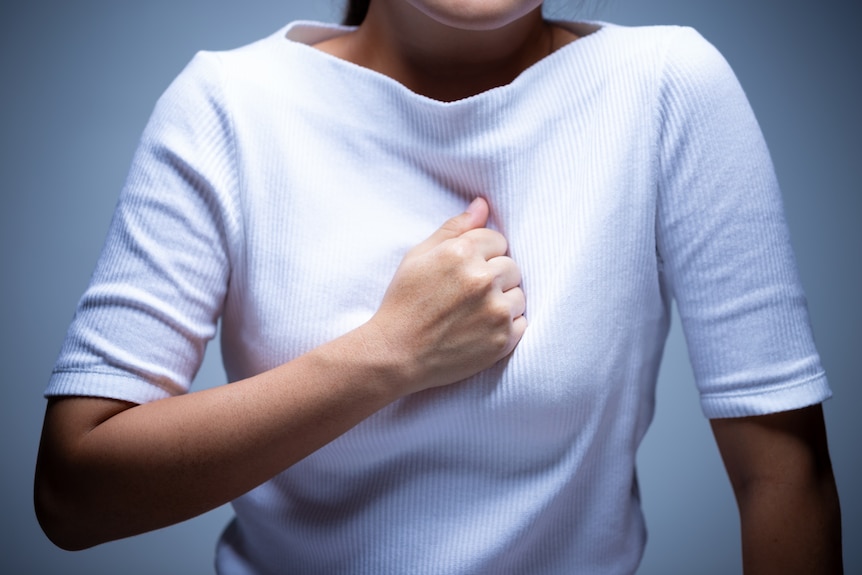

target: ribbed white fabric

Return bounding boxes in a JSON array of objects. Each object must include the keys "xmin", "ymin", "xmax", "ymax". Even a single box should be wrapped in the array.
[{"xmin": 48, "ymin": 20, "xmax": 831, "ymax": 575}]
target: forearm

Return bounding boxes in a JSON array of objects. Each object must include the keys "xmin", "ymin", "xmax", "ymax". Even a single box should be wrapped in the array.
[
  {"xmin": 35, "ymin": 327, "xmax": 404, "ymax": 550},
  {"xmin": 737, "ymin": 471, "xmax": 842, "ymax": 574}
]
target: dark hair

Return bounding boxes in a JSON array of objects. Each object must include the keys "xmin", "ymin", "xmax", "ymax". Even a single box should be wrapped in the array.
[{"xmin": 343, "ymin": 0, "xmax": 370, "ymax": 26}]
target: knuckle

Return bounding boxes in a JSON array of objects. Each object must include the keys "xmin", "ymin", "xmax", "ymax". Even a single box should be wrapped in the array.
[
  {"xmin": 487, "ymin": 298, "xmax": 512, "ymax": 322},
  {"xmin": 489, "ymin": 330, "xmax": 512, "ymax": 354},
  {"xmin": 465, "ymin": 269, "xmax": 494, "ymax": 293},
  {"xmin": 475, "ymin": 229, "xmax": 508, "ymax": 253},
  {"xmin": 511, "ymin": 287, "xmax": 526, "ymax": 309},
  {"xmin": 492, "ymin": 230, "xmax": 509, "ymax": 250},
  {"xmin": 505, "ymin": 258, "xmax": 522, "ymax": 280},
  {"xmin": 442, "ymin": 238, "xmax": 472, "ymax": 261}
]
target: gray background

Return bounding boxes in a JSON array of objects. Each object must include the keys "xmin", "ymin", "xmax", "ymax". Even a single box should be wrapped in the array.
[{"xmin": 1, "ymin": 0, "xmax": 858, "ymax": 573}]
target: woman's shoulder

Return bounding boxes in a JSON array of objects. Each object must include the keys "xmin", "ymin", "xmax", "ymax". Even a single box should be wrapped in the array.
[
  {"xmin": 613, "ymin": 23, "xmax": 733, "ymax": 83},
  {"xmin": 558, "ymin": 20, "xmax": 725, "ymax": 73},
  {"xmin": 152, "ymin": 21, "xmax": 338, "ymax": 119},
  {"xmin": 166, "ymin": 21, "xmax": 337, "ymax": 86},
  {"xmin": 211, "ymin": 20, "xmax": 350, "ymax": 73},
  {"xmin": 553, "ymin": 21, "xmax": 739, "ymax": 105},
  {"xmin": 574, "ymin": 20, "xmax": 714, "ymax": 51}
]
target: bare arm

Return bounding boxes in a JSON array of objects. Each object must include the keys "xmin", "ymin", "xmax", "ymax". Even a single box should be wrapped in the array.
[
  {"xmin": 711, "ymin": 404, "xmax": 843, "ymax": 574},
  {"xmin": 35, "ymin": 198, "xmax": 527, "ymax": 550}
]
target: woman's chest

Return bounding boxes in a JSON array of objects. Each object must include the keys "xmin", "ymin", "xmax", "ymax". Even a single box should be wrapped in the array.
[{"xmin": 222, "ymin": 136, "xmax": 665, "ymax": 388}]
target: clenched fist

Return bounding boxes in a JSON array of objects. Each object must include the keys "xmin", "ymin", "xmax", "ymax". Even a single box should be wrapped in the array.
[{"xmin": 364, "ymin": 197, "xmax": 526, "ymax": 394}]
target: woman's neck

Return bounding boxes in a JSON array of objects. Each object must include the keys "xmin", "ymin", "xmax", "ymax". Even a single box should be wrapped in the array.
[{"xmin": 314, "ymin": 2, "xmax": 577, "ymax": 101}]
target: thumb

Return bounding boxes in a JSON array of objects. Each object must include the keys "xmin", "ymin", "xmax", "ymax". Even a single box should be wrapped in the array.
[{"xmin": 415, "ymin": 198, "xmax": 489, "ymax": 253}]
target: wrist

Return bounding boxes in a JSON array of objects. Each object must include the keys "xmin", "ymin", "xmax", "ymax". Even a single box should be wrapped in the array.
[{"xmin": 348, "ymin": 319, "xmax": 422, "ymax": 399}]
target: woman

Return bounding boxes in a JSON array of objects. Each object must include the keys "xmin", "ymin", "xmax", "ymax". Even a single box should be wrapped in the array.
[{"xmin": 35, "ymin": 0, "xmax": 842, "ymax": 573}]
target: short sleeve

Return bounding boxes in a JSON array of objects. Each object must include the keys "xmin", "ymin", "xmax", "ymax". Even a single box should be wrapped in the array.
[
  {"xmin": 655, "ymin": 28, "xmax": 831, "ymax": 418},
  {"xmin": 46, "ymin": 51, "xmax": 240, "ymax": 403}
]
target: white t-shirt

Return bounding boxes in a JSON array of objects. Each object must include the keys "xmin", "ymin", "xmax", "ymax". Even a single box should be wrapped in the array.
[{"xmin": 48, "ymin": 20, "xmax": 830, "ymax": 574}]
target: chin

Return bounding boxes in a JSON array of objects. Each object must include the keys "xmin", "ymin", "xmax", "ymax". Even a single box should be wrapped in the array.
[{"xmin": 406, "ymin": 0, "xmax": 545, "ymax": 31}]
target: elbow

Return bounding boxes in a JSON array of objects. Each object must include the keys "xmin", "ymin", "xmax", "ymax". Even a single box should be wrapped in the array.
[
  {"xmin": 34, "ymin": 455, "xmax": 112, "ymax": 551},
  {"xmin": 34, "ymin": 476, "xmax": 98, "ymax": 551},
  {"xmin": 34, "ymin": 396, "xmax": 139, "ymax": 551}
]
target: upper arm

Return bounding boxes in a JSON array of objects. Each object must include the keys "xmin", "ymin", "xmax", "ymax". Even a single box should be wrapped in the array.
[
  {"xmin": 710, "ymin": 405, "xmax": 843, "ymax": 574},
  {"xmin": 655, "ymin": 29, "xmax": 830, "ymax": 418},
  {"xmin": 46, "ymin": 51, "xmax": 238, "ymax": 405},
  {"xmin": 710, "ymin": 403, "xmax": 835, "ymax": 494},
  {"xmin": 36, "ymin": 397, "xmax": 138, "ymax": 486},
  {"xmin": 39, "ymin": 397, "xmax": 138, "ymax": 449}
]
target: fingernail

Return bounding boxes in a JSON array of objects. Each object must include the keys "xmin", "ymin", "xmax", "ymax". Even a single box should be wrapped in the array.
[{"xmin": 466, "ymin": 197, "xmax": 482, "ymax": 214}]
